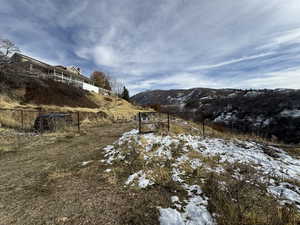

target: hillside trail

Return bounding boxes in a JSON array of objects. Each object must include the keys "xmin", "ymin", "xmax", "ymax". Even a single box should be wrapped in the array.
[{"xmin": 0, "ymin": 122, "xmax": 139, "ymax": 225}]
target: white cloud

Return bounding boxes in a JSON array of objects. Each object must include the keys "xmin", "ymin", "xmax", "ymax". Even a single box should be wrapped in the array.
[
  {"xmin": 129, "ymin": 68, "xmax": 300, "ymax": 94},
  {"xmin": 93, "ymin": 45, "xmax": 121, "ymax": 67},
  {"xmin": 2, "ymin": 0, "xmax": 300, "ymax": 93},
  {"xmin": 244, "ymin": 68, "xmax": 300, "ymax": 89},
  {"xmin": 189, "ymin": 53, "xmax": 274, "ymax": 71}
]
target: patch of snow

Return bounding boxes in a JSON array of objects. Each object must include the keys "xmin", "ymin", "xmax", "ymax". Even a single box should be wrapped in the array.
[
  {"xmin": 171, "ymin": 168, "xmax": 185, "ymax": 183},
  {"xmin": 280, "ymin": 109, "xmax": 300, "ymax": 118},
  {"xmin": 81, "ymin": 160, "xmax": 93, "ymax": 166},
  {"xmin": 159, "ymin": 208, "xmax": 184, "ymax": 225},
  {"xmin": 171, "ymin": 196, "xmax": 180, "ymax": 203},
  {"xmin": 244, "ymin": 91, "xmax": 261, "ymax": 97},
  {"xmin": 125, "ymin": 170, "xmax": 154, "ymax": 188},
  {"xmin": 214, "ymin": 112, "xmax": 237, "ymax": 124},
  {"xmin": 268, "ymin": 183, "xmax": 300, "ymax": 209},
  {"xmin": 159, "ymin": 184, "xmax": 215, "ymax": 225},
  {"xmin": 228, "ymin": 93, "xmax": 237, "ymax": 97},
  {"xmin": 263, "ymin": 118, "xmax": 271, "ymax": 127},
  {"xmin": 200, "ymin": 96, "xmax": 212, "ymax": 100}
]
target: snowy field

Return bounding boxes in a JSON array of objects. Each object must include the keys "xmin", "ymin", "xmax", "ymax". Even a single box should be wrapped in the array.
[{"xmin": 102, "ymin": 129, "xmax": 300, "ymax": 225}]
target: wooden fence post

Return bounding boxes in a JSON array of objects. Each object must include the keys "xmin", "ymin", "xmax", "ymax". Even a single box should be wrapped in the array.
[
  {"xmin": 77, "ymin": 112, "xmax": 80, "ymax": 132},
  {"xmin": 202, "ymin": 119, "xmax": 205, "ymax": 137},
  {"xmin": 21, "ymin": 110, "xmax": 24, "ymax": 130},
  {"xmin": 38, "ymin": 109, "xmax": 43, "ymax": 133},
  {"xmin": 167, "ymin": 113, "xmax": 170, "ymax": 132},
  {"xmin": 138, "ymin": 112, "xmax": 141, "ymax": 134}
]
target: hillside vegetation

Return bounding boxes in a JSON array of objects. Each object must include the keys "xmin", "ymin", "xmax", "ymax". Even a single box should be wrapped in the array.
[{"xmin": 0, "ymin": 67, "xmax": 143, "ymax": 123}]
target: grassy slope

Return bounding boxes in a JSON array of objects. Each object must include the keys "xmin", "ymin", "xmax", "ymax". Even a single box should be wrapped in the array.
[
  {"xmin": 0, "ymin": 69, "xmax": 145, "ymax": 122},
  {"xmin": 0, "ymin": 75, "xmax": 148, "ymax": 130}
]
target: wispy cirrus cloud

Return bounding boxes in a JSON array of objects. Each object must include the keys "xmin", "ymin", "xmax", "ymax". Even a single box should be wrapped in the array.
[
  {"xmin": 188, "ymin": 53, "xmax": 275, "ymax": 71},
  {"xmin": 1, "ymin": 0, "xmax": 300, "ymax": 94}
]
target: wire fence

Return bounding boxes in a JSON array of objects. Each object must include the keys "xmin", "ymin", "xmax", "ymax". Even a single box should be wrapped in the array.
[
  {"xmin": 138, "ymin": 112, "xmax": 172, "ymax": 134},
  {"xmin": 0, "ymin": 108, "xmax": 126, "ymax": 134},
  {"xmin": 0, "ymin": 108, "xmax": 78, "ymax": 133},
  {"xmin": 0, "ymin": 108, "xmax": 178, "ymax": 136}
]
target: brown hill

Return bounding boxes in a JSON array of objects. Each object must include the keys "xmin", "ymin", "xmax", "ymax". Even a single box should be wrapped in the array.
[{"xmin": 0, "ymin": 66, "xmax": 143, "ymax": 122}]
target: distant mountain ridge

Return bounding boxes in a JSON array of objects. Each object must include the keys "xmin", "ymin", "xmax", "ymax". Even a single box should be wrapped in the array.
[{"xmin": 131, "ymin": 87, "xmax": 300, "ymax": 144}]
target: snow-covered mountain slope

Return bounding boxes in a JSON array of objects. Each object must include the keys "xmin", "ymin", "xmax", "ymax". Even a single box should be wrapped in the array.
[
  {"xmin": 131, "ymin": 88, "xmax": 300, "ymax": 144},
  {"xmin": 101, "ymin": 128, "xmax": 300, "ymax": 225}
]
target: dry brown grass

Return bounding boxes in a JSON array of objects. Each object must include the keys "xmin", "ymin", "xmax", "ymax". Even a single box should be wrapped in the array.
[
  {"xmin": 169, "ymin": 123, "xmax": 188, "ymax": 134},
  {"xmin": 0, "ymin": 90, "xmax": 148, "ymax": 132},
  {"xmin": 0, "ymin": 123, "xmax": 144, "ymax": 225},
  {"xmin": 187, "ymin": 150, "xmax": 203, "ymax": 159},
  {"xmin": 0, "ymin": 113, "xmax": 21, "ymax": 128},
  {"xmin": 150, "ymin": 167, "xmax": 173, "ymax": 186},
  {"xmin": 278, "ymin": 145, "xmax": 300, "ymax": 159},
  {"xmin": 203, "ymin": 123, "xmax": 280, "ymax": 145},
  {"xmin": 203, "ymin": 166, "xmax": 300, "ymax": 225},
  {"xmin": 0, "ymin": 90, "xmax": 146, "ymax": 125}
]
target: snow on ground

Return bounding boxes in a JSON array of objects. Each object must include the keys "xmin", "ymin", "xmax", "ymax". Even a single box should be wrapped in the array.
[
  {"xmin": 125, "ymin": 170, "xmax": 154, "ymax": 188},
  {"xmin": 213, "ymin": 112, "xmax": 237, "ymax": 124},
  {"xmin": 269, "ymin": 183, "xmax": 300, "ymax": 207},
  {"xmin": 159, "ymin": 185, "xmax": 214, "ymax": 225},
  {"xmin": 81, "ymin": 160, "xmax": 93, "ymax": 166},
  {"xmin": 102, "ymin": 129, "xmax": 300, "ymax": 224},
  {"xmin": 280, "ymin": 109, "xmax": 300, "ymax": 118}
]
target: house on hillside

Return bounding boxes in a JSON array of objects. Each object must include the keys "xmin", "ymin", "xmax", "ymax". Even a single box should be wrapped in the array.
[
  {"xmin": 8, "ymin": 53, "xmax": 109, "ymax": 94},
  {"xmin": 10, "ymin": 53, "xmax": 91, "ymax": 84}
]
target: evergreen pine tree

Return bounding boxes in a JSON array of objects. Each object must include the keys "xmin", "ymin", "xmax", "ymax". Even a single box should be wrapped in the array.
[{"xmin": 121, "ymin": 86, "xmax": 130, "ymax": 101}]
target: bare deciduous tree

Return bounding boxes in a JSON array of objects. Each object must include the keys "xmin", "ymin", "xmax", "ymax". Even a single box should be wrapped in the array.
[
  {"xmin": 0, "ymin": 38, "xmax": 20, "ymax": 56},
  {"xmin": 107, "ymin": 75, "xmax": 125, "ymax": 96}
]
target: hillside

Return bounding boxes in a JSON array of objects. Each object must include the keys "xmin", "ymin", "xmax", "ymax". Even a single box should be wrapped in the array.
[
  {"xmin": 1, "ymin": 114, "xmax": 300, "ymax": 225},
  {"xmin": 131, "ymin": 88, "xmax": 300, "ymax": 144},
  {"xmin": 0, "ymin": 66, "xmax": 142, "ymax": 122},
  {"xmin": 102, "ymin": 121, "xmax": 300, "ymax": 225}
]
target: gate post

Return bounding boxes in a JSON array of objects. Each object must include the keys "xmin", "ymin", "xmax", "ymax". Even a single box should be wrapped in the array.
[
  {"xmin": 77, "ymin": 112, "xmax": 80, "ymax": 132},
  {"xmin": 21, "ymin": 110, "xmax": 24, "ymax": 130},
  {"xmin": 38, "ymin": 109, "xmax": 43, "ymax": 133},
  {"xmin": 202, "ymin": 119, "xmax": 205, "ymax": 137},
  {"xmin": 167, "ymin": 113, "xmax": 170, "ymax": 132},
  {"xmin": 138, "ymin": 112, "xmax": 141, "ymax": 134}
]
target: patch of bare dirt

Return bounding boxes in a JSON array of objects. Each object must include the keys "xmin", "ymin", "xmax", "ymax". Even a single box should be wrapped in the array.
[{"xmin": 0, "ymin": 123, "xmax": 158, "ymax": 225}]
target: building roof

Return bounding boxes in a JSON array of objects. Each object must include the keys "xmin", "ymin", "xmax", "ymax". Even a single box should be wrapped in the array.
[
  {"xmin": 12, "ymin": 53, "xmax": 52, "ymax": 68},
  {"xmin": 12, "ymin": 53, "xmax": 91, "ymax": 82}
]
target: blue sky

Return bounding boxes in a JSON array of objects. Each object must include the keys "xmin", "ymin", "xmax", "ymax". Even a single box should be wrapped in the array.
[{"xmin": 1, "ymin": 0, "xmax": 300, "ymax": 94}]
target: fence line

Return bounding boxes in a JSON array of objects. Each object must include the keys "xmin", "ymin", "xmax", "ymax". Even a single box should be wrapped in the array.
[
  {"xmin": 0, "ymin": 107, "xmax": 140, "ymax": 134},
  {"xmin": 0, "ymin": 108, "xmax": 122, "ymax": 133},
  {"xmin": 138, "ymin": 112, "xmax": 170, "ymax": 134}
]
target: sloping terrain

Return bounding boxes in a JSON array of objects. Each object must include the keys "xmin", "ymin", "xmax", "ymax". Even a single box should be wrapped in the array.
[
  {"xmin": 102, "ymin": 121, "xmax": 300, "ymax": 225},
  {"xmin": 131, "ymin": 88, "xmax": 300, "ymax": 143},
  {"xmin": 0, "ymin": 67, "xmax": 98, "ymax": 108},
  {"xmin": 0, "ymin": 123, "xmax": 141, "ymax": 225},
  {"xmin": 0, "ymin": 67, "xmax": 143, "ymax": 122},
  {"xmin": 1, "ymin": 111, "xmax": 300, "ymax": 225}
]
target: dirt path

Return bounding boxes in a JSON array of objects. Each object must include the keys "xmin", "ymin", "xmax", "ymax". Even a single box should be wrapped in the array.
[{"xmin": 0, "ymin": 123, "xmax": 139, "ymax": 225}]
